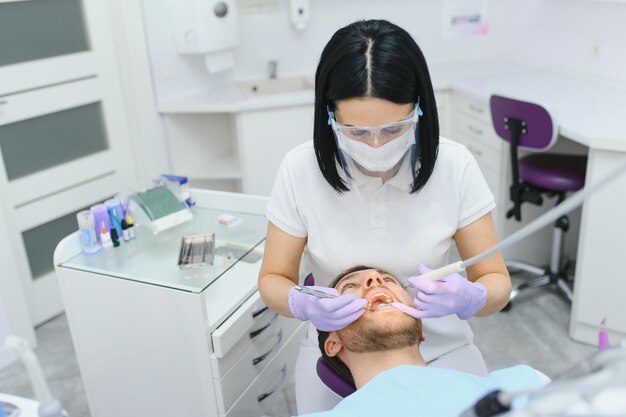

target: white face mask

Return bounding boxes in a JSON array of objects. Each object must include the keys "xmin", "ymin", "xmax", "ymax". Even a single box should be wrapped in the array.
[{"xmin": 335, "ymin": 127, "xmax": 414, "ymax": 172}]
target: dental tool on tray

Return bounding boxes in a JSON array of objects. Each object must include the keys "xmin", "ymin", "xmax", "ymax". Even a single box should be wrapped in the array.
[{"xmin": 418, "ymin": 158, "xmax": 626, "ymax": 282}]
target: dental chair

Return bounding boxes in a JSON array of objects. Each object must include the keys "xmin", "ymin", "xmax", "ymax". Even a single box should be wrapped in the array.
[{"xmin": 489, "ymin": 95, "xmax": 587, "ymax": 307}]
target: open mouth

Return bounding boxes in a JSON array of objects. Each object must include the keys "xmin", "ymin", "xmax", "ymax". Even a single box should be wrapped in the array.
[{"xmin": 367, "ymin": 292, "xmax": 394, "ymax": 311}]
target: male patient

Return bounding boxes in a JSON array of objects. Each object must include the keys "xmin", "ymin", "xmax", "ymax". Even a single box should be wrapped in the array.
[{"xmin": 302, "ymin": 266, "xmax": 547, "ymax": 417}]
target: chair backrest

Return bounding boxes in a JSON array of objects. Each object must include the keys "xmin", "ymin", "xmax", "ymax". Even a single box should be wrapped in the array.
[
  {"xmin": 304, "ymin": 273, "xmax": 315, "ymax": 286},
  {"xmin": 490, "ymin": 94, "xmax": 558, "ymax": 152}
]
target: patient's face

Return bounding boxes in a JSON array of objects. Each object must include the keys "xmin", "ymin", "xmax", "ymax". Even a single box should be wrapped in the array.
[{"xmin": 334, "ymin": 269, "xmax": 422, "ymax": 353}]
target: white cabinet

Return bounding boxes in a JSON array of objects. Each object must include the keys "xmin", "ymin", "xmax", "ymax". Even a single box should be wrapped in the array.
[
  {"xmin": 236, "ymin": 105, "xmax": 313, "ymax": 195},
  {"xmin": 0, "ymin": 0, "xmax": 135, "ymax": 325},
  {"xmin": 54, "ymin": 189, "xmax": 306, "ymax": 417},
  {"xmin": 159, "ymin": 97, "xmax": 314, "ymax": 196}
]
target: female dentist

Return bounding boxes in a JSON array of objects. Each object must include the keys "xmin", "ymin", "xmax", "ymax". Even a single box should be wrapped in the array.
[{"xmin": 258, "ymin": 19, "xmax": 511, "ymax": 414}]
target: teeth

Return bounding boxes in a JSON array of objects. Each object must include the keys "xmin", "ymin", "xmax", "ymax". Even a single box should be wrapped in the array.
[
  {"xmin": 376, "ymin": 303, "xmax": 391, "ymax": 310},
  {"xmin": 367, "ymin": 293, "xmax": 393, "ymax": 310}
]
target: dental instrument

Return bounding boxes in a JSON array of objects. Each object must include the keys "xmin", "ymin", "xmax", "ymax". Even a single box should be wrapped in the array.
[
  {"xmin": 293, "ymin": 286, "xmax": 393, "ymax": 311},
  {"xmin": 293, "ymin": 285, "xmax": 337, "ymax": 298},
  {"xmin": 416, "ymin": 158, "xmax": 626, "ymax": 282},
  {"xmin": 460, "ymin": 345, "xmax": 626, "ymax": 417}
]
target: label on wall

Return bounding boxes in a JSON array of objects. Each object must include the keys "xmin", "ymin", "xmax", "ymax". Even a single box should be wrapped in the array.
[{"xmin": 443, "ymin": 0, "xmax": 489, "ymax": 38}]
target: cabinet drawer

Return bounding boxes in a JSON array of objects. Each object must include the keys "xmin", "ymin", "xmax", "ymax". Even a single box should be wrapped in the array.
[
  {"xmin": 452, "ymin": 111, "xmax": 503, "ymax": 151},
  {"xmin": 220, "ymin": 323, "xmax": 307, "ymax": 417},
  {"xmin": 211, "ymin": 291, "xmax": 270, "ymax": 358},
  {"xmin": 211, "ymin": 312, "xmax": 300, "ymax": 377},
  {"xmin": 452, "ymin": 93, "xmax": 491, "ymax": 126},
  {"xmin": 213, "ymin": 315, "xmax": 302, "ymax": 413},
  {"xmin": 452, "ymin": 127, "xmax": 504, "ymax": 175}
]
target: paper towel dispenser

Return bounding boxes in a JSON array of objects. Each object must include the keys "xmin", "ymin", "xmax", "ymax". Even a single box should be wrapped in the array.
[{"xmin": 170, "ymin": 0, "xmax": 239, "ymax": 54}]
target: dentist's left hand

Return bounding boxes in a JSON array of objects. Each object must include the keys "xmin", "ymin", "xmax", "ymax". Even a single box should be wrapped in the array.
[
  {"xmin": 401, "ymin": 264, "xmax": 487, "ymax": 320},
  {"xmin": 288, "ymin": 286, "xmax": 367, "ymax": 331}
]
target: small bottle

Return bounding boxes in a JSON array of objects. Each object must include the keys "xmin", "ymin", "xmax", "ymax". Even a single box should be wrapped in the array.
[
  {"xmin": 126, "ymin": 215, "xmax": 136, "ymax": 239},
  {"xmin": 100, "ymin": 223, "xmax": 113, "ymax": 249},
  {"xmin": 76, "ymin": 210, "xmax": 100, "ymax": 254},
  {"xmin": 121, "ymin": 219, "xmax": 130, "ymax": 242},
  {"xmin": 110, "ymin": 228, "xmax": 120, "ymax": 247}
]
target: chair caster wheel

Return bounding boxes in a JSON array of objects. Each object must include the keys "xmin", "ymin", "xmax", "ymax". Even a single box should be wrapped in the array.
[{"xmin": 502, "ymin": 302, "xmax": 512, "ymax": 312}]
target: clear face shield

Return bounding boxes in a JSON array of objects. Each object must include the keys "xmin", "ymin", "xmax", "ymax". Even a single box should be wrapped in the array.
[{"xmin": 328, "ymin": 100, "xmax": 424, "ymax": 174}]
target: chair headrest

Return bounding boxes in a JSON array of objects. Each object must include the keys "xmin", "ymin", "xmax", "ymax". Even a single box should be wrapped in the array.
[{"xmin": 316, "ymin": 357, "xmax": 356, "ymax": 398}]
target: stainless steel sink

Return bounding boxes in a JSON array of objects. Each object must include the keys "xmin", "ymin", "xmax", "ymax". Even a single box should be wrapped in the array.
[{"xmin": 238, "ymin": 76, "xmax": 314, "ymax": 97}]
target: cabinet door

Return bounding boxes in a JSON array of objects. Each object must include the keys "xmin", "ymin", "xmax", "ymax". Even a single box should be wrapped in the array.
[
  {"xmin": 0, "ymin": 0, "xmax": 97, "ymax": 95},
  {"xmin": 235, "ymin": 105, "xmax": 314, "ymax": 196},
  {"xmin": 0, "ymin": 0, "xmax": 135, "ymax": 325},
  {"xmin": 0, "ymin": 78, "xmax": 116, "ymax": 206}
]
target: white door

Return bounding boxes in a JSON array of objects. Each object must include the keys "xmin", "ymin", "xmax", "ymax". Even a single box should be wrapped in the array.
[{"xmin": 0, "ymin": 0, "xmax": 134, "ymax": 325}]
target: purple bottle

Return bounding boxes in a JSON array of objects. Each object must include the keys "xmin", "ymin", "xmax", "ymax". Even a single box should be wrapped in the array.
[{"xmin": 90, "ymin": 204, "xmax": 111, "ymax": 243}]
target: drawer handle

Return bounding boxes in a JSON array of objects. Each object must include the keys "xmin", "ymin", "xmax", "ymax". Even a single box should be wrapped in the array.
[
  {"xmin": 253, "ymin": 329, "xmax": 283, "ymax": 366},
  {"xmin": 257, "ymin": 364, "xmax": 288, "ymax": 403},
  {"xmin": 252, "ymin": 306, "xmax": 269, "ymax": 319},
  {"xmin": 0, "ymin": 100, "xmax": 7, "ymax": 106},
  {"xmin": 249, "ymin": 313, "xmax": 278, "ymax": 339},
  {"xmin": 468, "ymin": 125, "xmax": 483, "ymax": 135},
  {"xmin": 469, "ymin": 103, "xmax": 484, "ymax": 114}
]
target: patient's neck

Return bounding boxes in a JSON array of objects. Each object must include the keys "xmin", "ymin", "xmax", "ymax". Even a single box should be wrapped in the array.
[{"xmin": 347, "ymin": 344, "xmax": 426, "ymax": 389}]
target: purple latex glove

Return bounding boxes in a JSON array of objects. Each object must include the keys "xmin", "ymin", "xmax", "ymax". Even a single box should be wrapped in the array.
[
  {"xmin": 402, "ymin": 264, "xmax": 487, "ymax": 320},
  {"xmin": 288, "ymin": 285, "xmax": 367, "ymax": 331}
]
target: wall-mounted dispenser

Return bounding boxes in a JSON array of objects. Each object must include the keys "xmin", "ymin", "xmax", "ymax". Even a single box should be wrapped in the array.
[
  {"xmin": 289, "ymin": 0, "xmax": 309, "ymax": 31},
  {"xmin": 170, "ymin": 0, "xmax": 239, "ymax": 73}
]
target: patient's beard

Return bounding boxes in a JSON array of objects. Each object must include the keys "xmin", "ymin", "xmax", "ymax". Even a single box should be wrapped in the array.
[{"xmin": 336, "ymin": 310, "xmax": 422, "ymax": 353}]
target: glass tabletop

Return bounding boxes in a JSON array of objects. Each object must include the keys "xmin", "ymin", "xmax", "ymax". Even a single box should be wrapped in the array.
[{"xmin": 60, "ymin": 207, "xmax": 268, "ymax": 293}]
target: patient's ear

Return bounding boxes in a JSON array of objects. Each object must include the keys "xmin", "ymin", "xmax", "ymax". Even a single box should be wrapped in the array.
[{"xmin": 324, "ymin": 332, "xmax": 344, "ymax": 357}]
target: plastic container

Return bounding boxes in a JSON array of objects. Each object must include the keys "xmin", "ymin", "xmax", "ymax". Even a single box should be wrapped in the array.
[
  {"xmin": 162, "ymin": 174, "xmax": 194, "ymax": 207},
  {"xmin": 90, "ymin": 204, "xmax": 111, "ymax": 243},
  {"xmin": 76, "ymin": 210, "xmax": 101, "ymax": 254}
]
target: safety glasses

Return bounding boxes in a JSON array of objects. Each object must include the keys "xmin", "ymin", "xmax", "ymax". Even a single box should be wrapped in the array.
[{"xmin": 328, "ymin": 101, "xmax": 422, "ymax": 147}]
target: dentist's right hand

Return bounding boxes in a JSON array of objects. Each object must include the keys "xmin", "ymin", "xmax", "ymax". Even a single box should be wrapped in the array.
[{"xmin": 288, "ymin": 285, "xmax": 367, "ymax": 331}]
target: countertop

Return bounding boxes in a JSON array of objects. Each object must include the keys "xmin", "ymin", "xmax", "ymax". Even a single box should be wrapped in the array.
[
  {"xmin": 157, "ymin": 57, "xmax": 537, "ymax": 114},
  {"xmin": 157, "ymin": 56, "xmax": 626, "ymax": 151}
]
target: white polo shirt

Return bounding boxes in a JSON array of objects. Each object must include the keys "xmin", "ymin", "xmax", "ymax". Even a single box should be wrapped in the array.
[{"xmin": 267, "ymin": 137, "xmax": 495, "ymax": 361}]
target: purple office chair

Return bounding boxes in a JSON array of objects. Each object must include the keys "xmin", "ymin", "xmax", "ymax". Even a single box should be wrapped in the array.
[
  {"xmin": 490, "ymin": 95, "xmax": 587, "ymax": 306},
  {"xmin": 303, "ymin": 273, "xmax": 357, "ymax": 398}
]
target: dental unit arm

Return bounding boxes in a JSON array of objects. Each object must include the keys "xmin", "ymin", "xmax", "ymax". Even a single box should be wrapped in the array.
[
  {"xmin": 416, "ymin": 158, "xmax": 626, "ymax": 282},
  {"xmin": 4, "ymin": 335, "xmax": 68, "ymax": 417}
]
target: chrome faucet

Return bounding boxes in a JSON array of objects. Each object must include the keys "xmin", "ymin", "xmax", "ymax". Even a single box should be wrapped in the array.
[{"xmin": 268, "ymin": 60, "xmax": 278, "ymax": 79}]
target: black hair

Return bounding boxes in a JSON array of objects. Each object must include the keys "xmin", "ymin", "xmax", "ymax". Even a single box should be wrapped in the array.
[{"xmin": 313, "ymin": 19, "xmax": 439, "ymax": 194}]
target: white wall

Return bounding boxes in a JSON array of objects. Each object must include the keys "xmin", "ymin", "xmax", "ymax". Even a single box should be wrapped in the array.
[
  {"xmin": 494, "ymin": 0, "xmax": 626, "ymax": 84},
  {"xmin": 142, "ymin": 0, "xmax": 503, "ymax": 101}
]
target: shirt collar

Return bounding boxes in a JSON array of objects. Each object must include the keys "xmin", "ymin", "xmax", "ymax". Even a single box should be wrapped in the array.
[{"xmin": 340, "ymin": 156, "xmax": 415, "ymax": 191}]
